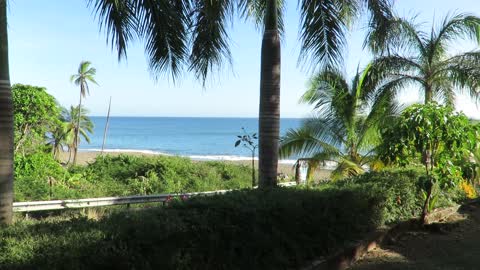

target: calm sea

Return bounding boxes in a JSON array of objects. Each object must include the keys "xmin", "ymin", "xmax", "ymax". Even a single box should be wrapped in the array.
[{"xmin": 81, "ymin": 117, "xmax": 302, "ymax": 162}]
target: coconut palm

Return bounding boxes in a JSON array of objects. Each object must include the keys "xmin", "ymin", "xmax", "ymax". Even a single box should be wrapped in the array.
[
  {"xmin": 0, "ymin": 0, "xmax": 394, "ymax": 222},
  {"xmin": 70, "ymin": 61, "xmax": 98, "ymax": 165},
  {"xmin": 47, "ymin": 122, "xmax": 72, "ymax": 161},
  {"xmin": 62, "ymin": 105, "xmax": 94, "ymax": 164},
  {"xmin": 280, "ymin": 65, "xmax": 400, "ymax": 180},
  {"xmin": 368, "ymin": 13, "xmax": 480, "ymax": 105}
]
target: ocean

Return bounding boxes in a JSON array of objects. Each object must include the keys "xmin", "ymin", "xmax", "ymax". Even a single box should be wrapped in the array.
[{"xmin": 81, "ymin": 117, "xmax": 302, "ymax": 163}]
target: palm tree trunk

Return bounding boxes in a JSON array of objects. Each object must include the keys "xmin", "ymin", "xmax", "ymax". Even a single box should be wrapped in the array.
[
  {"xmin": 258, "ymin": 0, "xmax": 281, "ymax": 188},
  {"xmin": 425, "ymin": 84, "xmax": 433, "ymax": 103},
  {"xmin": 101, "ymin": 96, "xmax": 112, "ymax": 154},
  {"xmin": 0, "ymin": 0, "xmax": 13, "ymax": 225},
  {"xmin": 73, "ymin": 90, "xmax": 83, "ymax": 165}
]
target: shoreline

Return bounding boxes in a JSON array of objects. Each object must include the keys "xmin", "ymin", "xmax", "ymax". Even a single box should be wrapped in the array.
[{"xmin": 60, "ymin": 150, "xmax": 332, "ymax": 181}]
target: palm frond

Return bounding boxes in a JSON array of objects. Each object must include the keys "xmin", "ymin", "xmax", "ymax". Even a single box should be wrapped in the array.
[
  {"xmin": 137, "ymin": 0, "xmax": 190, "ymax": 80},
  {"xmin": 188, "ymin": 0, "xmax": 235, "ymax": 82},
  {"xmin": 298, "ymin": 0, "xmax": 351, "ymax": 69},
  {"xmin": 87, "ymin": 0, "xmax": 137, "ymax": 59},
  {"xmin": 239, "ymin": 0, "xmax": 285, "ymax": 35},
  {"xmin": 431, "ymin": 13, "xmax": 480, "ymax": 62}
]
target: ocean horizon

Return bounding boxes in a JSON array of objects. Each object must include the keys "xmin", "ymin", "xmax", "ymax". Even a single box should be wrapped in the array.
[{"xmin": 81, "ymin": 117, "xmax": 304, "ymax": 164}]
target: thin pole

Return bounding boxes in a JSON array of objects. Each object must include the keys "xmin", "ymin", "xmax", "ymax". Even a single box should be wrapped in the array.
[{"xmin": 101, "ymin": 96, "xmax": 112, "ymax": 154}]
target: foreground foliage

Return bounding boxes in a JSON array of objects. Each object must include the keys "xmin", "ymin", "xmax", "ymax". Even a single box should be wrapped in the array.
[{"xmin": 1, "ymin": 168, "xmax": 467, "ymax": 270}]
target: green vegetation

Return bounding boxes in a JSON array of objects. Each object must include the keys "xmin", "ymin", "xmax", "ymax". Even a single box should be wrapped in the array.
[
  {"xmin": 14, "ymin": 154, "xmax": 252, "ymax": 201},
  {"xmin": 280, "ymin": 65, "xmax": 398, "ymax": 180},
  {"xmin": 70, "ymin": 61, "xmax": 98, "ymax": 165},
  {"xmin": 369, "ymin": 13, "xmax": 480, "ymax": 104},
  {"xmin": 13, "ymin": 84, "xmax": 61, "ymax": 154},
  {"xmin": 0, "ymin": 167, "xmax": 467, "ymax": 270},
  {"xmin": 379, "ymin": 103, "xmax": 479, "ymax": 223}
]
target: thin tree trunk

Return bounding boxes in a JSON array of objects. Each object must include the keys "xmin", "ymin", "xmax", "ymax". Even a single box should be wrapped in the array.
[
  {"xmin": 73, "ymin": 90, "xmax": 83, "ymax": 165},
  {"xmin": 251, "ymin": 150, "xmax": 256, "ymax": 187},
  {"xmin": 0, "ymin": 0, "xmax": 13, "ymax": 225},
  {"xmin": 101, "ymin": 96, "xmax": 112, "ymax": 154},
  {"xmin": 258, "ymin": 0, "xmax": 281, "ymax": 188}
]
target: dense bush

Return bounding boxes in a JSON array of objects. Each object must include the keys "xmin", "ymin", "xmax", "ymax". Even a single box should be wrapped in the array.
[
  {"xmin": 76, "ymin": 155, "xmax": 252, "ymax": 194},
  {"xmin": 0, "ymin": 188, "xmax": 384, "ymax": 270},
  {"xmin": 317, "ymin": 168, "xmax": 465, "ymax": 224},
  {"xmin": 14, "ymin": 154, "xmax": 252, "ymax": 201}
]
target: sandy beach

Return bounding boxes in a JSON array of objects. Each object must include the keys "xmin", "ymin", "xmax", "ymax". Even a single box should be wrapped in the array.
[{"xmin": 59, "ymin": 151, "xmax": 332, "ymax": 181}]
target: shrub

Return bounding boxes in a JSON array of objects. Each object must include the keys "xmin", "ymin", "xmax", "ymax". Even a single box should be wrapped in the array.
[{"xmin": 0, "ymin": 188, "xmax": 384, "ymax": 270}]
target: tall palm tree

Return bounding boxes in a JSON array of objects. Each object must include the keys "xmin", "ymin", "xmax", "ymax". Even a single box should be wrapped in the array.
[
  {"xmin": 186, "ymin": 0, "xmax": 394, "ymax": 187},
  {"xmin": 280, "ymin": 65, "xmax": 400, "ymax": 180},
  {"xmin": 0, "ymin": 0, "xmax": 394, "ymax": 223},
  {"xmin": 62, "ymin": 106, "xmax": 94, "ymax": 165},
  {"xmin": 70, "ymin": 61, "xmax": 97, "ymax": 165},
  {"xmin": 368, "ymin": 13, "xmax": 480, "ymax": 105},
  {"xmin": 0, "ymin": 0, "xmax": 13, "ymax": 224}
]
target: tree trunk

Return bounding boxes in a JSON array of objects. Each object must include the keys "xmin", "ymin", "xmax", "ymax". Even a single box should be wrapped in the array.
[
  {"xmin": 421, "ymin": 183, "xmax": 433, "ymax": 224},
  {"xmin": 0, "ymin": 0, "xmax": 13, "ymax": 225},
  {"xmin": 72, "ymin": 91, "xmax": 83, "ymax": 165},
  {"xmin": 101, "ymin": 96, "xmax": 112, "ymax": 154},
  {"xmin": 424, "ymin": 84, "xmax": 433, "ymax": 103},
  {"xmin": 251, "ymin": 151, "xmax": 256, "ymax": 187},
  {"xmin": 258, "ymin": 0, "xmax": 281, "ymax": 188}
]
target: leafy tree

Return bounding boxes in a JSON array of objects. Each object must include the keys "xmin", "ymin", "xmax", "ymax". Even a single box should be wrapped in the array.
[
  {"xmin": 12, "ymin": 84, "xmax": 61, "ymax": 154},
  {"xmin": 280, "ymin": 65, "xmax": 399, "ymax": 180},
  {"xmin": 70, "ymin": 61, "xmax": 98, "ymax": 165},
  {"xmin": 62, "ymin": 106, "xmax": 94, "ymax": 164},
  {"xmin": 235, "ymin": 127, "xmax": 258, "ymax": 187},
  {"xmin": 368, "ymin": 13, "xmax": 480, "ymax": 105},
  {"xmin": 378, "ymin": 103, "xmax": 478, "ymax": 223}
]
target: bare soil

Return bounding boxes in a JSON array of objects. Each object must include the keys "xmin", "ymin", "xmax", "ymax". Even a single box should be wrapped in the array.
[{"xmin": 349, "ymin": 202, "xmax": 480, "ymax": 270}]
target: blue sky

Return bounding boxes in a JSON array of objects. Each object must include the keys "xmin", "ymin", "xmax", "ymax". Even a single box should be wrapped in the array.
[{"xmin": 7, "ymin": 0, "xmax": 480, "ymax": 118}]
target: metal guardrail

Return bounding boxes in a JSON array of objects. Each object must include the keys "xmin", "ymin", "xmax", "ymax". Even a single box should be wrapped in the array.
[{"xmin": 12, "ymin": 181, "xmax": 297, "ymax": 212}]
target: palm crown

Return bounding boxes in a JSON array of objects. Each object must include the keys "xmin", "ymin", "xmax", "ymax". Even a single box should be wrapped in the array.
[
  {"xmin": 280, "ymin": 65, "xmax": 399, "ymax": 179},
  {"xmin": 368, "ymin": 12, "xmax": 480, "ymax": 105}
]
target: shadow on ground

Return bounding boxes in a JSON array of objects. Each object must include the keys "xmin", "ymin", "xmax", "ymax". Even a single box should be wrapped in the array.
[{"xmin": 349, "ymin": 202, "xmax": 480, "ymax": 270}]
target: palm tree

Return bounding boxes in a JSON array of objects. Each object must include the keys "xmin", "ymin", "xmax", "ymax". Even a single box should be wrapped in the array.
[
  {"xmin": 47, "ymin": 122, "xmax": 72, "ymax": 160},
  {"xmin": 0, "ymin": 0, "xmax": 13, "ymax": 224},
  {"xmin": 62, "ymin": 106, "xmax": 94, "ymax": 165},
  {"xmin": 368, "ymin": 13, "xmax": 480, "ymax": 105},
  {"xmin": 280, "ymin": 65, "xmax": 400, "ymax": 180},
  {"xmin": 0, "ymin": 0, "xmax": 394, "ymax": 223},
  {"xmin": 186, "ymin": 0, "xmax": 394, "ymax": 187},
  {"xmin": 70, "ymin": 61, "xmax": 97, "ymax": 165}
]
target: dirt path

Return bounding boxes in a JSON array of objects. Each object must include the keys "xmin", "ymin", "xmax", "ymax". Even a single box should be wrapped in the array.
[{"xmin": 350, "ymin": 203, "xmax": 480, "ymax": 270}]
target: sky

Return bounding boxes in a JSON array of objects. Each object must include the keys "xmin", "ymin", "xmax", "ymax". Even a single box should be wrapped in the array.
[{"xmin": 6, "ymin": 0, "xmax": 480, "ymax": 118}]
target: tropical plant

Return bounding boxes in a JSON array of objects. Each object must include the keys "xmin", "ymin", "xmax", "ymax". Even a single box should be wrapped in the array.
[
  {"xmin": 280, "ymin": 65, "xmax": 400, "ymax": 180},
  {"xmin": 62, "ymin": 106, "xmax": 94, "ymax": 164},
  {"xmin": 12, "ymin": 84, "xmax": 61, "ymax": 154},
  {"xmin": 46, "ymin": 122, "xmax": 72, "ymax": 160},
  {"xmin": 235, "ymin": 127, "xmax": 258, "ymax": 187},
  {"xmin": 378, "ymin": 103, "xmax": 478, "ymax": 224},
  {"xmin": 368, "ymin": 12, "xmax": 480, "ymax": 105},
  {"xmin": 70, "ymin": 61, "xmax": 98, "ymax": 165}
]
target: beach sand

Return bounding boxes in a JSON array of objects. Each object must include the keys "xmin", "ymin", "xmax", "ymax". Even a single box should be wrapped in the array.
[{"xmin": 59, "ymin": 151, "xmax": 332, "ymax": 181}]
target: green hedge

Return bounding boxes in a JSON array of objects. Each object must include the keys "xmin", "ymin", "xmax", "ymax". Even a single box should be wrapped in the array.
[{"xmin": 0, "ymin": 188, "xmax": 384, "ymax": 270}]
